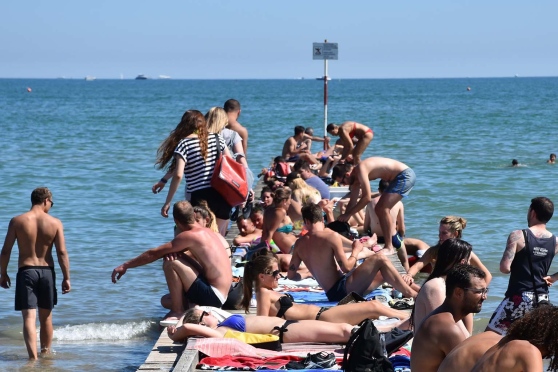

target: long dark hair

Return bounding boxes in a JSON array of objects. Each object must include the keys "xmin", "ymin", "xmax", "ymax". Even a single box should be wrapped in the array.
[
  {"xmin": 155, "ymin": 110, "xmax": 208, "ymax": 172},
  {"xmin": 410, "ymin": 238, "xmax": 473, "ymax": 329},
  {"xmin": 241, "ymin": 253, "xmax": 278, "ymax": 313}
]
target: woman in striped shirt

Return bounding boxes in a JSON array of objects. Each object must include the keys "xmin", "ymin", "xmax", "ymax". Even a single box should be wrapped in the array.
[{"xmin": 155, "ymin": 109, "xmax": 233, "ymax": 236}]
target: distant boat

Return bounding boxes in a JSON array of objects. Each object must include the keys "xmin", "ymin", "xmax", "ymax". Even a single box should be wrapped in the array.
[
  {"xmin": 158, "ymin": 75, "xmax": 171, "ymax": 79},
  {"xmin": 84, "ymin": 76, "xmax": 96, "ymax": 81},
  {"xmin": 316, "ymin": 76, "xmax": 331, "ymax": 81},
  {"xmin": 135, "ymin": 74, "xmax": 148, "ymax": 80}
]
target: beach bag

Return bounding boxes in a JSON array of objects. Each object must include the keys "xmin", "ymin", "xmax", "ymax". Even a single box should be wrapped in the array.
[
  {"xmin": 211, "ymin": 134, "xmax": 248, "ymax": 207},
  {"xmin": 342, "ymin": 319, "xmax": 394, "ymax": 372},
  {"xmin": 223, "ymin": 330, "xmax": 282, "ymax": 351}
]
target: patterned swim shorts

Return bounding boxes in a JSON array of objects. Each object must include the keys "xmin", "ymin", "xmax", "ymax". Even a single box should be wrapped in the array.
[{"xmin": 486, "ymin": 291, "xmax": 549, "ymax": 335}]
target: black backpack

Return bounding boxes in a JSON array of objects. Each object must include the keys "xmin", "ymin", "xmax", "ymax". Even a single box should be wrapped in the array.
[{"xmin": 342, "ymin": 319, "xmax": 394, "ymax": 372}]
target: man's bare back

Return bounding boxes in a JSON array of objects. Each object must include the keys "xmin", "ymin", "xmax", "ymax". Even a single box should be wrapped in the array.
[
  {"xmin": 171, "ymin": 226, "xmax": 232, "ymax": 296},
  {"xmin": 471, "ymin": 340, "xmax": 543, "ymax": 372},
  {"xmin": 438, "ymin": 331, "xmax": 502, "ymax": 372}
]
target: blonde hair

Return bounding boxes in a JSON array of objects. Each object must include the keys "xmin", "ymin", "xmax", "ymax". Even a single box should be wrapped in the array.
[
  {"xmin": 193, "ymin": 200, "xmax": 218, "ymax": 232},
  {"xmin": 289, "ymin": 178, "xmax": 321, "ymax": 206},
  {"xmin": 440, "ymin": 216, "xmax": 467, "ymax": 239},
  {"xmin": 205, "ymin": 107, "xmax": 229, "ymax": 134}
]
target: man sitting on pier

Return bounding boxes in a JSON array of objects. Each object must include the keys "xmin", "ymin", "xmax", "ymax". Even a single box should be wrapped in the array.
[
  {"xmin": 287, "ymin": 204, "xmax": 417, "ymax": 302},
  {"xmin": 111, "ymin": 200, "xmax": 232, "ymax": 322},
  {"xmin": 281, "ymin": 126, "xmax": 319, "ymax": 164}
]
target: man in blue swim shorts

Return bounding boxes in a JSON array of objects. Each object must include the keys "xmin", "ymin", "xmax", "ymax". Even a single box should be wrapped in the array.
[
  {"xmin": 1, "ymin": 187, "xmax": 71, "ymax": 359},
  {"xmin": 112, "ymin": 200, "xmax": 232, "ymax": 323},
  {"xmin": 288, "ymin": 204, "xmax": 417, "ymax": 302},
  {"xmin": 337, "ymin": 158, "xmax": 416, "ymax": 273}
]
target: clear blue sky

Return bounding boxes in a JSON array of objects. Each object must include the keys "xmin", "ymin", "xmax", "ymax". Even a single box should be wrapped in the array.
[{"xmin": 2, "ymin": 1, "xmax": 557, "ymax": 79}]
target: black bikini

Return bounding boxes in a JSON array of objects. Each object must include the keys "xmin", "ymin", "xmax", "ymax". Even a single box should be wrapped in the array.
[{"xmin": 276, "ymin": 293, "xmax": 295, "ymax": 318}]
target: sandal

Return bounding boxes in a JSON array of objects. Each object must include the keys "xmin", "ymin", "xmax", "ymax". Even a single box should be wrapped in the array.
[{"xmin": 389, "ymin": 298, "xmax": 414, "ymax": 310}]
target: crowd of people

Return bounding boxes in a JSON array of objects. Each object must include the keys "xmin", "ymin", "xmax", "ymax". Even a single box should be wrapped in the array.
[{"xmin": 2, "ymin": 98, "xmax": 558, "ymax": 371}]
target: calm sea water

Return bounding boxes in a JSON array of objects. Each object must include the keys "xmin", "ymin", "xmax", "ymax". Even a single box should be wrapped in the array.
[{"xmin": 1, "ymin": 77, "xmax": 558, "ymax": 371}]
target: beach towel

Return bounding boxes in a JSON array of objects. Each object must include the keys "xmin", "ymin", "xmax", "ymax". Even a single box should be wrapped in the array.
[{"xmin": 198, "ymin": 355, "xmax": 302, "ymax": 370}]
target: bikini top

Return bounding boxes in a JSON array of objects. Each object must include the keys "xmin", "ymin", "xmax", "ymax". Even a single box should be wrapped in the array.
[
  {"xmin": 276, "ymin": 294, "xmax": 295, "ymax": 319},
  {"xmin": 218, "ymin": 314, "xmax": 246, "ymax": 332},
  {"xmin": 276, "ymin": 224, "xmax": 294, "ymax": 234}
]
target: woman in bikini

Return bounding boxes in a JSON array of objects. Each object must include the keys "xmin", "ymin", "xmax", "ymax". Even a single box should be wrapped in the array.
[
  {"xmin": 326, "ymin": 121, "xmax": 374, "ymax": 164},
  {"xmin": 167, "ymin": 307, "xmax": 353, "ymax": 344},
  {"xmin": 241, "ymin": 253, "xmax": 410, "ymax": 327},
  {"xmin": 261, "ymin": 187, "xmax": 297, "ymax": 254},
  {"xmin": 405, "ymin": 216, "xmax": 492, "ymax": 286}
]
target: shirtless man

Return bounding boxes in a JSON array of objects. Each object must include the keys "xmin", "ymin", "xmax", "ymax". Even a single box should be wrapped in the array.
[
  {"xmin": 326, "ymin": 121, "xmax": 373, "ymax": 164},
  {"xmin": 1, "ymin": 187, "xmax": 71, "ymax": 359},
  {"xmin": 232, "ymin": 216, "xmax": 262, "ymax": 246},
  {"xmin": 472, "ymin": 305, "xmax": 558, "ymax": 372},
  {"xmin": 111, "ymin": 200, "xmax": 232, "ymax": 321},
  {"xmin": 438, "ymin": 331, "xmax": 502, "ymax": 372},
  {"xmin": 337, "ymin": 157, "xmax": 416, "ymax": 269},
  {"xmin": 224, "ymin": 99, "xmax": 248, "ymax": 156},
  {"xmin": 411, "ymin": 264, "xmax": 488, "ymax": 372},
  {"xmin": 288, "ymin": 204, "xmax": 417, "ymax": 302},
  {"xmin": 281, "ymin": 126, "xmax": 319, "ymax": 164},
  {"xmin": 364, "ymin": 179, "xmax": 408, "ymax": 270}
]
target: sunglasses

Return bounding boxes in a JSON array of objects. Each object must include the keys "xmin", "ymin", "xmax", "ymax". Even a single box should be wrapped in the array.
[
  {"xmin": 198, "ymin": 310, "xmax": 209, "ymax": 325},
  {"xmin": 49, "ymin": 199, "xmax": 54, "ymax": 207},
  {"xmin": 463, "ymin": 287, "xmax": 489, "ymax": 295},
  {"xmin": 265, "ymin": 270, "xmax": 282, "ymax": 278}
]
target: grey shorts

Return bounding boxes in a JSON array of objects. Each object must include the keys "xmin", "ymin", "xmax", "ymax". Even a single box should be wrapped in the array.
[
  {"xmin": 15, "ymin": 266, "xmax": 57, "ymax": 310},
  {"xmin": 385, "ymin": 168, "xmax": 416, "ymax": 198}
]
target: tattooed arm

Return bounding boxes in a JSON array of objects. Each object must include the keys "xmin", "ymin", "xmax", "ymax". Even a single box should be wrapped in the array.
[{"xmin": 500, "ymin": 230, "xmax": 523, "ymax": 274}]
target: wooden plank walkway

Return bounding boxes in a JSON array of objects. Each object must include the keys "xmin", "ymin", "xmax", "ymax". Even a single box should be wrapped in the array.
[{"xmin": 139, "ymin": 178, "xmax": 406, "ymax": 371}]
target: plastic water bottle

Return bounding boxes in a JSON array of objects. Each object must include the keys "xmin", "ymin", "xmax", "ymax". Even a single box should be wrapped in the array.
[{"xmin": 379, "ymin": 333, "xmax": 388, "ymax": 357}]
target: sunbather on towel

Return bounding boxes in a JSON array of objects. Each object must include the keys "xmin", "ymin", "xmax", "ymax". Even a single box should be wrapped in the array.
[
  {"xmin": 287, "ymin": 204, "xmax": 417, "ymax": 303},
  {"xmin": 242, "ymin": 251, "xmax": 410, "ymax": 329},
  {"xmin": 167, "ymin": 307, "xmax": 353, "ymax": 344}
]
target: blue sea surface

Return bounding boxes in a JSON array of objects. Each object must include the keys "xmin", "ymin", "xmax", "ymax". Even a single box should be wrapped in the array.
[{"xmin": 1, "ymin": 77, "xmax": 558, "ymax": 370}]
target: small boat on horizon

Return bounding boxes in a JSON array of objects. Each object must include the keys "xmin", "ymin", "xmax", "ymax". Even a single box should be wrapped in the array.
[
  {"xmin": 158, "ymin": 75, "xmax": 171, "ymax": 80},
  {"xmin": 84, "ymin": 76, "xmax": 96, "ymax": 81},
  {"xmin": 316, "ymin": 76, "xmax": 332, "ymax": 81},
  {"xmin": 135, "ymin": 74, "xmax": 148, "ymax": 80}
]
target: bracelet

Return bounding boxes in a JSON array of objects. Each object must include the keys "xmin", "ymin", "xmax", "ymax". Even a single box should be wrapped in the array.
[
  {"xmin": 160, "ymin": 178, "xmax": 168, "ymax": 184},
  {"xmin": 349, "ymin": 255, "xmax": 356, "ymax": 260}
]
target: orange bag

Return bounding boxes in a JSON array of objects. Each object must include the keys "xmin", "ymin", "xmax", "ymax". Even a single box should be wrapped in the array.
[{"xmin": 211, "ymin": 134, "xmax": 248, "ymax": 207}]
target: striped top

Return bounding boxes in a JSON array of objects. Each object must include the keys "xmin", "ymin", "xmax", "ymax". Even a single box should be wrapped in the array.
[{"xmin": 174, "ymin": 134, "xmax": 226, "ymax": 193}]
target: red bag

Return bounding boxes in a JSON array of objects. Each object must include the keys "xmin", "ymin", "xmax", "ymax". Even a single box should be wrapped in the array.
[{"xmin": 211, "ymin": 134, "xmax": 248, "ymax": 207}]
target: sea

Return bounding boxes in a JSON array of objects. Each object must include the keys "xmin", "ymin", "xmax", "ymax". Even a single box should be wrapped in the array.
[{"xmin": 1, "ymin": 77, "xmax": 557, "ymax": 371}]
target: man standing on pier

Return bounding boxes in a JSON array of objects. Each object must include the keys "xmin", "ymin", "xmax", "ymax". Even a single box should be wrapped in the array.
[
  {"xmin": 326, "ymin": 121, "xmax": 373, "ymax": 164},
  {"xmin": 224, "ymin": 99, "xmax": 249, "ymax": 156},
  {"xmin": 336, "ymin": 157, "xmax": 415, "ymax": 271},
  {"xmin": 111, "ymin": 200, "xmax": 232, "ymax": 322},
  {"xmin": 486, "ymin": 196, "xmax": 558, "ymax": 335},
  {"xmin": 1, "ymin": 187, "xmax": 71, "ymax": 359}
]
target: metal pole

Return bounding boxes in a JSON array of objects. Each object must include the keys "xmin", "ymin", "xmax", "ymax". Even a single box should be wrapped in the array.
[{"xmin": 323, "ymin": 39, "xmax": 328, "ymax": 140}]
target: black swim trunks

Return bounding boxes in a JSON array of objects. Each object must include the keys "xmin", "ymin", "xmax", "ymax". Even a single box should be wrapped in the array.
[
  {"xmin": 185, "ymin": 276, "xmax": 227, "ymax": 307},
  {"xmin": 15, "ymin": 266, "xmax": 57, "ymax": 311}
]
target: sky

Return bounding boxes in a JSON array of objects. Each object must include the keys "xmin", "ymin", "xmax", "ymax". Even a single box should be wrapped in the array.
[{"xmin": 1, "ymin": 1, "xmax": 557, "ymax": 79}]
